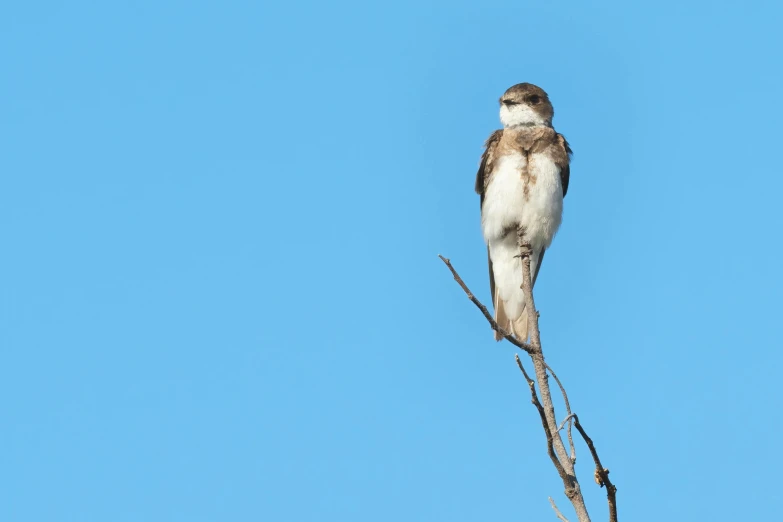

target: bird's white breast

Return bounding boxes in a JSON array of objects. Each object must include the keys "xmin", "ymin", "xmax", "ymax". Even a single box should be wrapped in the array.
[{"xmin": 481, "ymin": 151, "xmax": 563, "ymax": 253}]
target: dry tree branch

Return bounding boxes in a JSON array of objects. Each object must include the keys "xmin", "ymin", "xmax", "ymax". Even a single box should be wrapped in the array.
[
  {"xmin": 439, "ymin": 229, "xmax": 617, "ymax": 522},
  {"xmin": 440, "ymin": 252, "xmax": 592, "ymax": 521},
  {"xmin": 439, "ymin": 256, "xmax": 588, "ymax": 521}
]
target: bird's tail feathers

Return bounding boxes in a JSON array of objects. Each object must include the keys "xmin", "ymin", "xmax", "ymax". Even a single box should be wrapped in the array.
[
  {"xmin": 494, "ymin": 301, "xmax": 530, "ymax": 343},
  {"xmin": 510, "ymin": 306, "xmax": 529, "ymax": 343},
  {"xmin": 493, "ymin": 296, "xmax": 508, "ymax": 341}
]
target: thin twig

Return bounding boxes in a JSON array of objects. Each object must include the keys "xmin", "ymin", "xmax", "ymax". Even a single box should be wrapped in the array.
[
  {"xmin": 438, "ymin": 255, "xmax": 534, "ymax": 354},
  {"xmin": 573, "ymin": 415, "xmax": 617, "ymax": 522},
  {"xmin": 558, "ymin": 413, "xmax": 576, "ymax": 432},
  {"xmin": 547, "ymin": 363, "xmax": 576, "ymax": 464},
  {"xmin": 549, "ymin": 497, "xmax": 570, "ymax": 522},
  {"xmin": 515, "ymin": 353, "xmax": 535, "ymax": 384}
]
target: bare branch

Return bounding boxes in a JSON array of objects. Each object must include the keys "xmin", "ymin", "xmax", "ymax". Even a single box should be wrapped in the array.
[
  {"xmin": 572, "ymin": 415, "xmax": 618, "ymax": 522},
  {"xmin": 437, "ymin": 255, "xmax": 534, "ymax": 354},
  {"xmin": 439, "ymin": 242, "xmax": 616, "ymax": 522},
  {"xmin": 549, "ymin": 497, "xmax": 571, "ymax": 522}
]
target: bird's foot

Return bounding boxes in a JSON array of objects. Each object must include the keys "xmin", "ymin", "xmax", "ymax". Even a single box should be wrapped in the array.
[{"xmin": 514, "ymin": 245, "xmax": 533, "ymax": 259}]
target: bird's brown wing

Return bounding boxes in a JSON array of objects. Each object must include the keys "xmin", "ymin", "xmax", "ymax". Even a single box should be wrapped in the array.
[
  {"xmin": 475, "ymin": 130, "xmax": 503, "ymax": 324},
  {"xmin": 475, "ymin": 129, "xmax": 503, "ymax": 206},
  {"xmin": 554, "ymin": 133, "xmax": 573, "ymax": 198}
]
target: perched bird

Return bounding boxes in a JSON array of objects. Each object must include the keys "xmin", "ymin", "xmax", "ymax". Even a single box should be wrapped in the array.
[{"xmin": 475, "ymin": 83, "xmax": 572, "ymax": 341}]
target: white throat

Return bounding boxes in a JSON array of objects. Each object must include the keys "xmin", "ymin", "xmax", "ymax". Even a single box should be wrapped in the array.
[{"xmin": 499, "ymin": 104, "xmax": 550, "ymax": 128}]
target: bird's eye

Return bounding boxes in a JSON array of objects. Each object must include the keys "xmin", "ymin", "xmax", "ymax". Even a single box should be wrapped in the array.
[
  {"xmin": 502, "ymin": 99, "xmax": 519, "ymax": 106},
  {"xmin": 528, "ymin": 95, "xmax": 541, "ymax": 104}
]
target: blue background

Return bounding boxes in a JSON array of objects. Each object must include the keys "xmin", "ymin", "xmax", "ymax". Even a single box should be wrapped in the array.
[{"xmin": 2, "ymin": 1, "xmax": 782, "ymax": 520}]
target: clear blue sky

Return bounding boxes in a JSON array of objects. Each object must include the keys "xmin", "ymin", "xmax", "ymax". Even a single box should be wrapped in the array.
[{"xmin": 2, "ymin": 1, "xmax": 782, "ymax": 521}]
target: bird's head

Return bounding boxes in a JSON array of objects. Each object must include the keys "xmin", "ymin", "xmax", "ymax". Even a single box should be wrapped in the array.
[{"xmin": 499, "ymin": 83, "xmax": 554, "ymax": 128}]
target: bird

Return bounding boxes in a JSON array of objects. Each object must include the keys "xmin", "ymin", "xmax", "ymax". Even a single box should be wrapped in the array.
[{"xmin": 475, "ymin": 83, "xmax": 572, "ymax": 342}]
